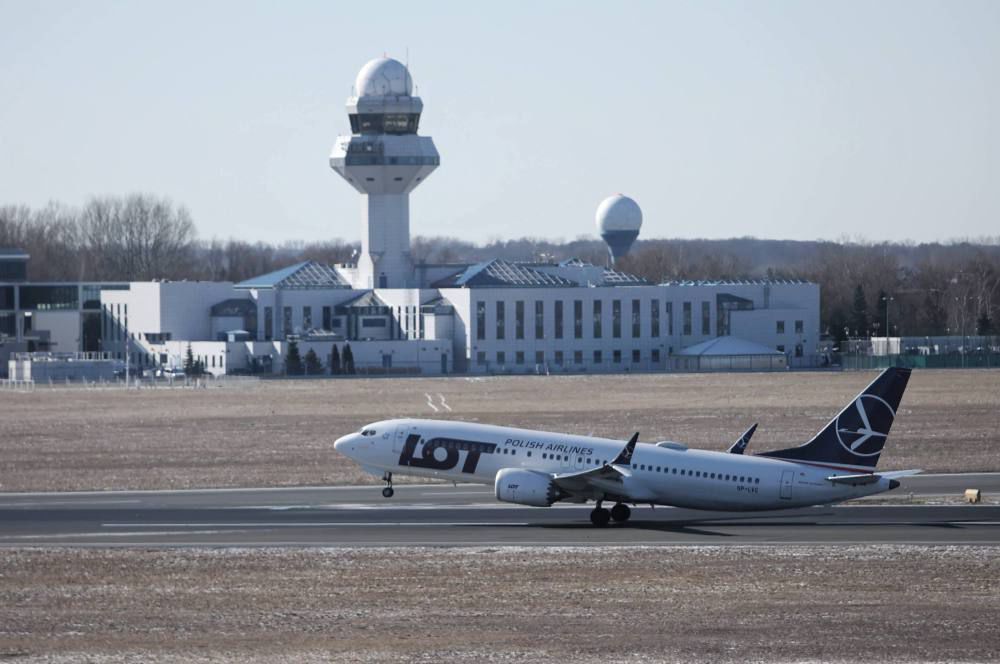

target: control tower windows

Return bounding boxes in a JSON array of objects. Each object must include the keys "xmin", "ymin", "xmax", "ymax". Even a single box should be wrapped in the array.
[{"xmin": 349, "ymin": 113, "xmax": 421, "ymax": 135}]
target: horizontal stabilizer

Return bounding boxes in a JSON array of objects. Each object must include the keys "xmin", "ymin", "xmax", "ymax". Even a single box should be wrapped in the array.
[
  {"xmin": 826, "ymin": 473, "xmax": 880, "ymax": 486},
  {"xmin": 879, "ymin": 469, "xmax": 923, "ymax": 479}
]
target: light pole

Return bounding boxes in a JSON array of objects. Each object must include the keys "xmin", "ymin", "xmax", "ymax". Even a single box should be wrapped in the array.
[{"xmin": 882, "ymin": 295, "xmax": 894, "ymax": 355}]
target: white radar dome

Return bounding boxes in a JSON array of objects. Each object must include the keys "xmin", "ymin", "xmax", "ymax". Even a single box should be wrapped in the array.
[
  {"xmin": 355, "ymin": 57, "xmax": 413, "ymax": 97},
  {"xmin": 596, "ymin": 194, "xmax": 642, "ymax": 265},
  {"xmin": 595, "ymin": 194, "xmax": 643, "ymax": 233}
]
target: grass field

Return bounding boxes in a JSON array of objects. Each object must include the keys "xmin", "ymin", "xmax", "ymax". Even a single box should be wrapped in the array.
[
  {"xmin": 1, "ymin": 369, "xmax": 998, "ymax": 492},
  {"xmin": 1, "ymin": 546, "xmax": 998, "ymax": 663}
]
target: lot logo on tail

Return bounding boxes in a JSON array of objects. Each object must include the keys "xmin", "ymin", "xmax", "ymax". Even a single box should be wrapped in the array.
[{"xmin": 835, "ymin": 394, "xmax": 895, "ymax": 457}]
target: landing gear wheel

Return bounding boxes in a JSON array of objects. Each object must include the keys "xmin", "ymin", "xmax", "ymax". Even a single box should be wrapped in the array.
[
  {"xmin": 590, "ymin": 507, "xmax": 611, "ymax": 527},
  {"xmin": 611, "ymin": 503, "xmax": 631, "ymax": 523},
  {"xmin": 382, "ymin": 486, "xmax": 394, "ymax": 498}
]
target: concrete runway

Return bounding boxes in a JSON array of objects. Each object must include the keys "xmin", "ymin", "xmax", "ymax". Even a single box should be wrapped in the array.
[{"xmin": 1, "ymin": 473, "xmax": 998, "ymax": 547}]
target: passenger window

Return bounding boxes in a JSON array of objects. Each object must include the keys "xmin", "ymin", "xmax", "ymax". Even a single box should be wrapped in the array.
[
  {"xmin": 656, "ymin": 466, "xmax": 661, "ymax": 472},
  {"xmin": 527, "ymin": 452, "xmax": 531, "ymax": 457}
]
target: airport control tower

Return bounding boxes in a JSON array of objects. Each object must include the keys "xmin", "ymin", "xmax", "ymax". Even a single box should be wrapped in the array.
[{"xmin": 330, "ymin": 58, "xmax": 440, "ymax": 289}]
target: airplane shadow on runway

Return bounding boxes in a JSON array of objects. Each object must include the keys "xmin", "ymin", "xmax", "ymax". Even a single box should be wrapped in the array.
[{"xmin": 469, "ymin": 510, "xmax": 987, "ymax": 538}]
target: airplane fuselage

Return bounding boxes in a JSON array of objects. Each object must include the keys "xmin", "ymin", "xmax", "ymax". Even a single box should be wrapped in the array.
[{"xmin": 335, "ymin": 418, "xmax": 896, "ymax": 510}]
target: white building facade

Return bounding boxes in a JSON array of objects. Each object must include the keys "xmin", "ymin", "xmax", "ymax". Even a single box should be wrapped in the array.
[{"xmin": 6, "ymin": 58, "xmax": 821, "ymax": 378}]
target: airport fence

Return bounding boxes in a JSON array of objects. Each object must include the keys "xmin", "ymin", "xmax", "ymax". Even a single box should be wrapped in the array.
[
  {"xmin": 840, "ymin": 353, "xmax": 1000, "ymax": 370},
  {"xmin": 1, "ymin": 375, "xmax": 262, "ymax": 391}
]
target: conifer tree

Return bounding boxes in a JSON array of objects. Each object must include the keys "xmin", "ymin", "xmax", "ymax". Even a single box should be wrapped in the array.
[
  {"xmin": 329, "ymin": 345, "xmax": 341, "ymax": 375},
  {"xmin": 342, "ymin": 343, "xmax": 355, "ymax": 375},
  {"xmin": 285, "ymin": 340, "xmax": 303, "ymax": 376},
  {"xmin": 184, "ymin": 343, "xmax": 195, "ymax": 376},
  {"xmin": 304, "ymin": 348, "xmax": 323, "ymax": 375}
]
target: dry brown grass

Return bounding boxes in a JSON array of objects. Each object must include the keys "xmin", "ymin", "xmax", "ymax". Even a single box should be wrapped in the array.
[
  {"xmin": 1, "ymin": 369, "xmax": 998, "ymax": 492},
  {"xmin": 0, "ymin": 546, "xmax": 997, "ymax": 663}
]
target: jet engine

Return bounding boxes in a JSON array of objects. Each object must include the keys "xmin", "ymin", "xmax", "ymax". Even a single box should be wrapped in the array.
[{"xmin": 494, "ymin": 468, "xmax": 566, "ymax": 507}]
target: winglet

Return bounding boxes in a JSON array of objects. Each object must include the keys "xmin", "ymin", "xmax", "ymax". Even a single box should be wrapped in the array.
[
  {"xmin": 728, "ymin": 423, "xmax": 758, "ymax": 455},
  {"xmin": 612, "ymin": 432, "xmax": 639, "ymax": 466}
]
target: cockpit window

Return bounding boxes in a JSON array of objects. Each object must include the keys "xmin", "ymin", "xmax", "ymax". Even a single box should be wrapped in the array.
[{"xmin": 359, "ymin": 429, "xmax": 377, "ymax": 437}]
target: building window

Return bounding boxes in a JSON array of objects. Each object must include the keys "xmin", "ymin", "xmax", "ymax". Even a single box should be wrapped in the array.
[
  {"xmin": 666, "ymin": 301, "xmax": 673, "ymax": 336},
  {"xmin": 264, "ymin": 307, "xmax": 273, "ymax": 341},
  {"xmin": 632, "ymin": 299, "xmax": 641, "ymax": 338},
  {"xmin": 683, "ymin": 302, "xmax": 692, "ymax": 335},
  {"xmin": 0, "ymin": 312, "xmax": 15, "ymax": 337},
  {"xmin": 535, "ymin": 350, "xmax": 544, "ymax": 365},
  {"xmin": 574, "ymin": 350, "xmax": 583, "ymax": 365},
  {"xmin": 632, "ymin": 349, "xmax": 640, "ymax": 363},
  {"xmin": 0, "ymin": 286, "xmax": 14, "ymax": 310},
  {"xmin": 283, "ymin": 307, "xmax": 293, "ymax": 336},
  {"xmin": 701, "ymin": 302, "xmax": 711, "ymax": 335},
  {"xmin": 613, "ymin": 349, "xmax": 621, "ymax": 363},
  {"xmin": 361, "ymin": 318, "xmax": 387, "ymax": 327},
  {"xmin": 651, "ymin": 299, "xmax": 660, "ymax": 337},
  {"xmin": 593, "ymin": 350, "xmax": 602, "ymax": 364},
  {"xmin": 496, "ymin": 301, "xmax": 505, "ymax": 340},
  {"xmin": 477, "ymin": 351, "xmax": 486, "ymax": 365},
  {"xmin": 476, "ymin": 301, "xmax": 486, "ymax": 340},
  {"xmin": 777, "ymin": 345, "xmax": 785, "ymax": 353},
  {"xmin": 777, "ymin": 320, "xmax": 785, "ymax": 334},
  {"xmin": 612, "ymin": 300, "xmax": 621, "ymax": 338},
  {"xmin": 515, "ymin": 301, "xmax": 524, "ymax": 340},
  {"xmin": 795, "ymin": 344, "xmax": 803, "ymax": 358},
  {"xmin": 19, "ymin": 285, "xmax": 79, "ymax": 311},
  {"xmin": 554, "ymin": 300, "xmax": 564, "ymax": 339},
  {"xmin": 652, "ymin": 349, "xmax": 660, "ymax": 363},
  {"xmin": 303, "ymin": 306, "xmax": 312, "ymax": 330},
  {"xmin": 555, "ymin": 350, "xmax": 564, "ymax": 365},
  {"xmin": 515, "ymin": 351, "xmax": 525, "ymax": 365},
  {"xmin": 593, "ymin": 300, "xmax": 603, "ymax": 339},
  {"xmin": 497, "ymin": 351, "xmax": 505, "ymax": 365},
  {"xmin": 573, "ymin": 300, "xmax": 583, "ymax": 339},
  {"xmin": 795, "ymin": 320, "xmax": 804, "ymax": 334},
  {"xmin": 322, "ymin": 306, "xmax": 332, "ymax": 330},
  {"xmin": 534, "ymin": 301, "xmax": 544, "ymax": 339}
]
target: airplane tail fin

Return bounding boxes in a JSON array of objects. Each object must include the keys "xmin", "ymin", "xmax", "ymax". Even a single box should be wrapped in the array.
[{"xmin": 758, "ymin": 367, "xmax": 911, "ymax": 470}]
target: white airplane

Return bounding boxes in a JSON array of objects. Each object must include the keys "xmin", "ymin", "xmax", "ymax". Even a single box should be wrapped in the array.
[{"xmin": 334, "ymin": 367, "xmax": 918, "ymax": 526}]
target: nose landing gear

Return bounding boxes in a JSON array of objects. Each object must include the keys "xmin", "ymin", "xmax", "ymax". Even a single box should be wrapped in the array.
[{"xmin": 381, "ymin": 472, "xmax": 394, "ymax": 498}]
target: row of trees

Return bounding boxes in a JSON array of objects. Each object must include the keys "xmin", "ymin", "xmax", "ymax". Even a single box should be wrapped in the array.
[
  {"xmin": 3, "ymin": 195, "xmax": 999, "ymax": 339},
  {"xmin": 284, "ymin": 341, "xmax": 356, "ymax": 376}
]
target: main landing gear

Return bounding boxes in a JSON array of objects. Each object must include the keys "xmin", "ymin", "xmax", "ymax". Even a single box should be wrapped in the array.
[
  {"xmin": 589, "ymin": 500, "xmax": 632, "ymax": 527},
  {"xmin": 381, "ymin": 472, "xmax": 394, "ymax": 498}
]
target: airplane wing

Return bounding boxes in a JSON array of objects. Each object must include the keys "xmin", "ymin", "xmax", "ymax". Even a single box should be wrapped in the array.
[
  {"xmin": 551, "ymin": 432, "xmax": 638, "ymax": 500},
  {"xmin": 728, "ymin": 423, "xmax": 758, "ymax": 455}
]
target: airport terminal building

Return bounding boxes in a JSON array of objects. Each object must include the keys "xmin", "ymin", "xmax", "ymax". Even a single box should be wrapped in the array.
[{"xmin": 2, "ymin": 58, "xmax": 819, "ymax": 378}]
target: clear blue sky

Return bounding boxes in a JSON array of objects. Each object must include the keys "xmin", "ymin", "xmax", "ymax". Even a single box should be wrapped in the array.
[{"xmin": 1, "ymin": 1, "xmax": 998, "ymax": 245}]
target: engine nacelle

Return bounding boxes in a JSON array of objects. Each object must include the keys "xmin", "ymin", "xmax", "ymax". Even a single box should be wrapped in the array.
[{"xmin": 494, "ymin": 468, "xmax": 564, "ymax": 507}]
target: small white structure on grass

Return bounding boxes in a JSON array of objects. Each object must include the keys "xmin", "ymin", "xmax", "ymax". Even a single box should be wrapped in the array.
[{"xmin": 670, "ymin": 336, "xmax": 787, "ymax": 372}]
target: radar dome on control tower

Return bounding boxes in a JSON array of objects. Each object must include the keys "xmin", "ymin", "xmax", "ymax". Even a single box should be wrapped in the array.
[
  {"xmin": 596, "ymin": 194, "xmax": 642, "ymax": 265},
  {"xmin": 355, "ymin": 57, "xmax": 413, "ymax": 97}
]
